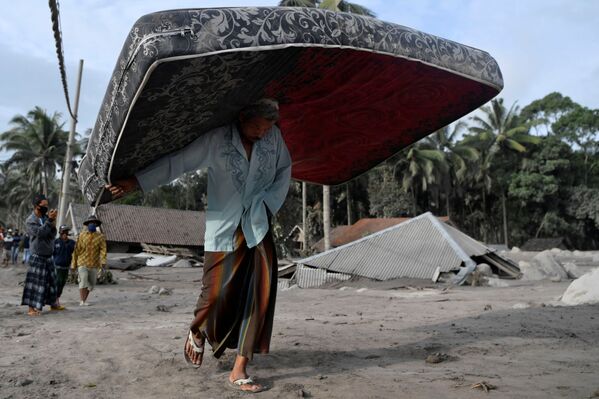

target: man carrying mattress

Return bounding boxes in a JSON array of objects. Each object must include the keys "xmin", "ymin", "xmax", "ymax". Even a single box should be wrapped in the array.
[{"xmin": 107, "ymin": 98, "xmax": 291, "ymax": 393}]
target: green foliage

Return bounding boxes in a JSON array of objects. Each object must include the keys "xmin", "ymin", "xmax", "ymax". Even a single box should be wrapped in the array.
[
  {"xmin": 509, "ymin": 173, "xmax": 558, "ymax": 204},
  {"xmin": 520, "ymin": 92, "xmax": 577, "ymax": 133},
  {"xmin": 368, "ymin": 164, "xmax": 412, "ymax": 217},
  {"xmin": 567, "ymin": 187, "xmax": 599, "ymax": 228}
]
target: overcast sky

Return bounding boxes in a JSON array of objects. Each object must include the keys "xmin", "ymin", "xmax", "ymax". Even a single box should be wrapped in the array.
[{"xmin": 1, "ymin": 0, "xmax": 598, "ymax": 161}]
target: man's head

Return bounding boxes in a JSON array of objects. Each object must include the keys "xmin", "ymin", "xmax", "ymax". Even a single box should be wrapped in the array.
[
  {"xmin": 83, "ymin": 215, "xmax": 101, "ymax": 233},
  {"xmin": 59, "ymin": 225, "xmax": 70, "ymax": 239},
  {"xmin": 32, "ymin": 194, "xmax": 48, "ymax": 216},
  {"xmin": 238, "ymin": 98, "xmax": 279, "ymax": 143}
]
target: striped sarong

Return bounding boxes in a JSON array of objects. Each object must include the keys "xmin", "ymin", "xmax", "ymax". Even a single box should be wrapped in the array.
[
  {"xmin": 190, "ymin": 227, "xmax": 277, "ymax": 360},
  {"xmin": 21, "ymin": 254, "xmax": 57, "ymax": 310}
]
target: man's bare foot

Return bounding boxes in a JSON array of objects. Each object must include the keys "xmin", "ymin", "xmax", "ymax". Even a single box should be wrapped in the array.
[
  {"xmin": 27, "ymin": 308, "xmax": 41, "ymax": 316},
  {"xmin": 184, "ymin": 331, "xmax": 204, "ymax": 366}
]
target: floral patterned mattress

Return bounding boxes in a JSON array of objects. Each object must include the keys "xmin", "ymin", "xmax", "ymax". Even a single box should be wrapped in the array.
[{"xmin": 79, "ymin": 7, "xmax": 503, "ymax": 204}]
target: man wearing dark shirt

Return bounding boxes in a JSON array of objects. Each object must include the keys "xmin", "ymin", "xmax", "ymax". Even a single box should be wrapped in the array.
[
  {"xmin": 21, "ymin": 194, "xmax": 60, "ymax": 316},
  {"xmin": 11, "ymin": 231, "xmax": 21, "ymax": 265},
  {"xmin": 53, "ymin": 225, "xmax": 76, "ymax": 308}
]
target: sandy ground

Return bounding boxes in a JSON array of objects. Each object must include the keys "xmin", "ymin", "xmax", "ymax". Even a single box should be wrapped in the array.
[{"xmin": 1, "ymin": 263, "xmax": 598, "ymax": 399}]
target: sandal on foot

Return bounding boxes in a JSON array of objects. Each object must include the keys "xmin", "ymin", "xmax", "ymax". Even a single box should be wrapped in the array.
[
  {"xmin": 183, "ymin": 330, "xmax": 204, "ymax": 368},
  {"xmin": 27, "ymin": 309, "xmax": 41, "ymax": 316},
  {"xmin": 50, "ymin": 304, "xmax": 66, "ymax": 311},
  {"xmin": 226, "ymin": 377, "xmax": 268, "ymax": 393}
]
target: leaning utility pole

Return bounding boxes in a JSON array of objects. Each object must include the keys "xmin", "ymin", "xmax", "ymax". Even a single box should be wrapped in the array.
[{"xmin": 57, "ymin": 59, "xmax": 84, "ymax": 229}]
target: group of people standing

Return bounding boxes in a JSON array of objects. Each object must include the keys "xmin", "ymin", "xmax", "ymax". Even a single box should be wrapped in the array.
[
  {"xmin": 0, "ymin": 227, "xmax": 30, "ymax": 266},
  {"xmin": 20, "ymin": 194, "xmax": 107, "ymax": 316}
]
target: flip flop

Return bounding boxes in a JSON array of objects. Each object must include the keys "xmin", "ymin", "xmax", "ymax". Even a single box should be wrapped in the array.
[
  {"xmin": 183, "ymin": 330, "xmax": 204, "ymax": 368},
  {"xmin": 50, "ymin": 305, "xmax": 66, "ymax": 311},
  {"xmin": 27, "ymin": 309, "xmax": 42, "ymax": 316},
  {"xmin": 226, "ymin": 377, "xmax": 268, "ymax": 393}
]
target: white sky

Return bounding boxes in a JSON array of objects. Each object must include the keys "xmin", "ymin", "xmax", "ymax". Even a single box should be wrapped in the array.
[{"xmin": 1, "ymin": 0, "xmax": 598, "ymax": 161}]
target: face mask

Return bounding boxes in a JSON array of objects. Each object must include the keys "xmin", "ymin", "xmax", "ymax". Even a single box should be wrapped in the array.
[
  {"xmin": 87, "ymin": 223, "xmax": 97, "ymax": 233},
  {"xmin": 38, "ymin": 206, "xmax": 48, "ymax": 215}
]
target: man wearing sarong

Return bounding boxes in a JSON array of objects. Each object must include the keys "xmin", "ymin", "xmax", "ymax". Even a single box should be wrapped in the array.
[
  {"xmin": 107, "ymin": 99, "xmax": 291, "ymax": 393},
  {"xmin": 21, "ymin": 194, "xmax": 61, "ymax": 315}
]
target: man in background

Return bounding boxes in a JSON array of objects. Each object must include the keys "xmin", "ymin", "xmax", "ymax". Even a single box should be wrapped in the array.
[
  {"xmin": 71, "ymin": 215, "xmax": 106, "ymax": 306},
  {"xmin": 53, "ymin": 225, "xmax": 75, "ymax": 308},
  {"xmin": 3, "ymin": 229, "xmax": 13, "ymax": 266},
  {"xmin": 21, "ymin": 194, "xmax": 59, "ymax": 316},
  {"xmin": 11, "ymin": 230, "xmax": 21, "ymax": 265}
]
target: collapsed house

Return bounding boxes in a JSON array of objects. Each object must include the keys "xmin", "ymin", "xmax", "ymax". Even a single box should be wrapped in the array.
[
  {"xmin": 66, "ymin": 203, "xmax": 205, "ymax": 253},
  {"xmin": 294, "ymin": 212, "xmax": 520, "ymax": 288},
  {"xmin": 311, "ymin": 216, "xmax": 451, "ymax": 252}
]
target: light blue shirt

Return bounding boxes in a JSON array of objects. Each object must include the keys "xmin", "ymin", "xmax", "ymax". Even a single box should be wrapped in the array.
[{"xmin": 135, "ymin": 123, "xmax": 291, "ymax": 252}]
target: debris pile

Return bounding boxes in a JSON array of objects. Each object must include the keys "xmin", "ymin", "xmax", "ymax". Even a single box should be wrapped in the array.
[
  {"xmin": 519, "ymin": 249, "xmax": 598, "ymax": 282},
  {"xmin": 561, "ymin": 268, "xmax": 599, "ymax": 306}
]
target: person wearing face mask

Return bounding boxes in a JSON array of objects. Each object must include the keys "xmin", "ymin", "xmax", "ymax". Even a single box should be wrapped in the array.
[
  {"xmin": 70, "ymin": 215, "xmax": 106, "ymax": 306},
  {"xmin": 21, "ymin": 194, "xmax": 59, "ymax": 316}
]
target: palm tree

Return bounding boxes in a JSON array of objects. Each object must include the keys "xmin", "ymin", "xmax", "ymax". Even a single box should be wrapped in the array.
[
  {"xmin": 424, "ymin": 122, "xmax": 479, "ymax": 217},
  {"xmin": 3, "ymin": 167, "xmax": 35, "ymax": 230},
  {"xmin": 395, "ymin": 144, "xmax": 449, "ymax": 216},
  {"xmin": 1, "ymin": 107, "xmax": 70, "ymax": 195},
  {"xmin": 464, "ymin": 98, "xmax": 540, "ymax": 245}
]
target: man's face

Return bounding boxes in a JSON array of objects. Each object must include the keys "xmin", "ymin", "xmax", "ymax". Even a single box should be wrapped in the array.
[
  {"xmin": 60, "ymin": 232, "xmax": 68, "ymax": 240},
  {"xmin": 36, "ymin": 199, "xmax": 49, "ymax": 213},
  {"xmin": 239, "ymin": 116, "xmax": 275, "ymax": 143}
]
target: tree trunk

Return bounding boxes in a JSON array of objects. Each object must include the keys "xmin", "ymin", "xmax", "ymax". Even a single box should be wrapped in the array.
[
  {"xmin": 323, "ymin": 185, "xmax": 331, "ymax": 251},
  {"xmin": 41, "ymin": 160, "xmax": 48, "ymax": 196},
  {"xmin": 502, "ymin": 191, "xmax": 509, "ymax": 247},
  {"xmin": 346, "ymin": 183, "xmax": 352, "ymax": 225},
  {"xmin": 445, "ymin": 192, "xmax": 450, "ymax": 218},
  {"xmin": 584, "ymin": 152, "xmax": 589, "ymax": 186},
  {"xmin": 302, "ymin": 182, "xmax": 307, "ymax": 251},
  {"xmin": 482, "ymin": 188, "xmax": 488, "ymax": 243},
  {"xmin": 411, "ymin": 185, "xmax": 417, "ymax": 216}
]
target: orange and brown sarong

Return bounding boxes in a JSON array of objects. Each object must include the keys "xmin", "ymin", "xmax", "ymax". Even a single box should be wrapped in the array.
[{"xmin": 190, "ymin": 227, "xmax": 277, "ymax": 360}]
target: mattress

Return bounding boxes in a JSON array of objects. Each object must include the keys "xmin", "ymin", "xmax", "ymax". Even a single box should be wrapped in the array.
[{"xmin": 79, "ymin": 7, "xmax": 503, "ymax": 204}]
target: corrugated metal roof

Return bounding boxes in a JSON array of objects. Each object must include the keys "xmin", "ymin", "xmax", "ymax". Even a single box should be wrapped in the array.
[
  {"xmin": 311, "ymin": 216, "xmax": 450, "ymax": 252},
  {"xmin": 295, "ymin": 264, "xmax": 351, "ymax": 288},
  {"xmin": 297, "ymin": 212, "xmax": 478, "ymax": 281},
  {"xmin": 440, "ymin": 222, "xmax": 489, "ymax": 257},
  {"xmin": 67, "ymin": 203, "xmax": 205, "ymax": 246}
]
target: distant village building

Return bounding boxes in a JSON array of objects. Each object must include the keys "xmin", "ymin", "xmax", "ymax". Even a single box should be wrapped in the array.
[{"xmin": 66, "ymin": 203, "xmax": 205, "ymax": 253}]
